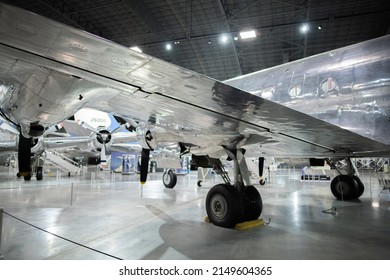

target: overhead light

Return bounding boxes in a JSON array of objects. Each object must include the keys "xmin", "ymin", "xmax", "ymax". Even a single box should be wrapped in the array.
[
  {"xmin": 234, "ymin": 36, "xmax": 239, "ymax": 41},
  {"xmin": 165, "ymin": 43, "xmax": 172, "ymax": 51},
  {"xmin": 130, "ymin": 46, "xmax": 142, "ymax": 53},
  {"xmin": 317, "ymin": 25, "xmax": 322, "ymax": 30},
  {"xmin": 239, "ymin": 30, "xmax": 256, "ymax": 39},
  {"xmin": 300, "ymin": 23, "xmax": 310, "ymax": 34},
  {"xmin": 219, "ymin": 34, "xmax": 229, "ymax": 44}
]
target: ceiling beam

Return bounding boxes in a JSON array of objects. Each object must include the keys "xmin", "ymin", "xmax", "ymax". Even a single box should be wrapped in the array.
[
  {"xmin": 37, "ymin": 0, "xmax": 106, "ymax": 37},
  {"xmin": 121, "ymin": 0, "xmax": 165, "ymax": 39},
  {"xmin": 217, "ymin": 0, "xmax": 243, "ymax": 76},
  {"xmin": 134, "ymin": 9, "xmax": 390, "ymax": 47}
]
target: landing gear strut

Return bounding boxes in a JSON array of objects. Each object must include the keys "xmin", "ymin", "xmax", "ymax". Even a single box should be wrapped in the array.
[{"xmin": 205, "ymin": 149, "xmax": 263, "ymax": 228}]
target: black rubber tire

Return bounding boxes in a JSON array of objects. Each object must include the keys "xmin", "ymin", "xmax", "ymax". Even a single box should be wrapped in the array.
[
  {"xmin": 163, "ymin": 170, "xmax": 177, "ymax": 188},
  {"xmin": 242, "ymin": 185, "xmax": 263, "ymax": 221},
  {"xmin": 36, "ymin": 166, "xmax": 43, "ymax": 181},
  {"xmin": 197, "ymin": 180, "xmax": 202, "ymax": 187},
  {"xmin": 24, "ymin": 173, "xmax": 32, "ymax": 181},
  {"xmin": 259, "ymin": 179, "xmax": 266, "ymax": 185},
  {"xmin": 352, "ymin": 175, "xmax": 365, "ymax": 199},
  {"xmin": 330, "ymin": 175, "xmax": 358, "ymax": 200},
  {"xmin": 206, "ymin": 184, "xmax": 244, "ymax": 228}
]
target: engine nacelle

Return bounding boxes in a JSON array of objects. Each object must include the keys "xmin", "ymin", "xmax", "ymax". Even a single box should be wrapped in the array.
[
  {"xmin": 136, "ymin": 127, "xmax": 157, "ymax": 150},
  {"xmin": 93, "ymin": 128, "xmax": 112, "ymax": 151},
  {"xmin": 19, "ymin": 123, "xmax": 45, "ymax": 138}
]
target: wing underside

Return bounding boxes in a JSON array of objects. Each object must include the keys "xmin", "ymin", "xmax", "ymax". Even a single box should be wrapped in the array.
[{"xmin": 0, "ymin": 3, "xmax": 389, "ymax": 158}]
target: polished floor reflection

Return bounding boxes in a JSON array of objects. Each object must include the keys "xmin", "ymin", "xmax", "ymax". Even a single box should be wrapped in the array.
[{"xmin": 0, "ymin": 167, "xmax": 389, "ymax": 260}]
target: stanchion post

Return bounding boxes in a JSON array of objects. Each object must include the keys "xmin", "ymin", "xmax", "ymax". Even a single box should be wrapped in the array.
[
  {"xmin": 70, "ymin": 183, "xmax": 74, "ymax": 206},
  {"xmin": 0, "ymin": 208, "xmax": 4, "ymax": 259}
]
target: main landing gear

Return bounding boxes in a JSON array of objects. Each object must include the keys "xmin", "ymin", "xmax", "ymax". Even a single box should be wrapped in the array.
[
  {"xmin": 327, "ymin": 158, "xmax": 364, "ymax": 200},
  {"xmin": 205, "ymin": 149, "xmax": 263, "ymax": 228},
  {"xmin": 163, "ymin": 169, "xmax": 177, "ymax": 188},
  {"xmin": 17, "ymin": 133, "xmax": 45, "ymax": 181}
]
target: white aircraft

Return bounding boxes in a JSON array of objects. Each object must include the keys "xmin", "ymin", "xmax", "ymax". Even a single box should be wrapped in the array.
[
  {"xmin": 62, "ymin": 107, "xmax": 141, "ymax": 169},
  {"xmin": 0, "ymin": 108, "xmax": 140, "ymax": 177},
  {"xmin": 0, "ymin": 115, "xmax": 94, "ymax": 179},
  {"xmin": 0, "ymin": 4, "xmax": 389, "ymax": 227}
]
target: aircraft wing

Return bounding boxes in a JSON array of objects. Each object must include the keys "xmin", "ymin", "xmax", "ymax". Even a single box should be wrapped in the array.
[{"xmin": 0, "ymin": 3, "xmax": 389, "ymax": 159}]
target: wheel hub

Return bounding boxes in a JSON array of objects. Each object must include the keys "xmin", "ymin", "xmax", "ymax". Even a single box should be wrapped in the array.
[
  {"xmin": 210, "ymin": 194, "xmax": 228, "ymax": 220},
  {"xmin": 163, "ymin": 172, "xmax": 171, "ymax": 184},
  {"xmin": 336, "ymin": 181, "xmax": 350, "ymax": 193}
]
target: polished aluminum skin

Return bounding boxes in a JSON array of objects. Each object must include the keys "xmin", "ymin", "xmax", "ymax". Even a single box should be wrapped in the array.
[
  {"xmin": 225, "ymin": 36, "xmax": 390, "ymax": 146},
  {"xmin": 0, "ymin": 3, "xmax": 389, "ymax": 159}
]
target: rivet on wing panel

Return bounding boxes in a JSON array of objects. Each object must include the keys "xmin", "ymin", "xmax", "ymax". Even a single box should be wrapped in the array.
[
  {"xmin": 68, "ymin": 43, "xmax": 88, "ymax": 53},
  {"xmin": 148, "ymin": 72, "xmax": 166, "ymax": 80},
  {"xmin": 110, "ymin": 57, "xmax": 132, "ymax": 68},
  {"xmin": 184, "ymin": 83, "xmax": 198, "ymax": 90}
]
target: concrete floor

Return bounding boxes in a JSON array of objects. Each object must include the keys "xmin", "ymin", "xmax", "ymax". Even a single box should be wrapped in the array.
[{"xmin": 0, "ymin": 166, "xmax": 389, "ymax": 260}]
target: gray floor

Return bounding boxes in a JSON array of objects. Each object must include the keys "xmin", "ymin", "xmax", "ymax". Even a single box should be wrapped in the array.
[{"xmin": 0, "ymin": 166, "xmax": 389, "ymax": 260}]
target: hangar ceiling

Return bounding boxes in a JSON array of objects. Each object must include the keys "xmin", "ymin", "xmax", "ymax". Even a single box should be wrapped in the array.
[{"xmin": 3, "ymin": 0, "xmax": 390, "ymax": 81}]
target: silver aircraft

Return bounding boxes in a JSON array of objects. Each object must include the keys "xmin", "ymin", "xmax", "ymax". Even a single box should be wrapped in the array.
[{"xmin": 0, "ymin": 3, "xmax": 389, "ymax": 228}]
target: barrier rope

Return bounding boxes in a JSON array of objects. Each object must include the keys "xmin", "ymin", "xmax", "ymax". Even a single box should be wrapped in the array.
[{"xmin": 2, "ymin": 210, "xmax": 123, "ymax": 260}]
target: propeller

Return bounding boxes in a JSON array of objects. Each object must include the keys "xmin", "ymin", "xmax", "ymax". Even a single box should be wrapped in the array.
[
  {"xmin": 140, "ymin": 148, "xmax": 150, "ymax": 184},
  {"xmin": 140, "ymin": 130, "xmax": 154, "ymax": 185},
  {"xmin": 113, "ymin": 115, "xmax": 153, "ymax": 184},
  {"xmin": 73, "ymin": 118, "xmax": 138, "ymax": 169},
  {"xmin": 100, "ymin": 141, "xmax": 107, "ymax": 169},
  {"xmin": 18, "ymin": 132, "xmax": 32, "ymax": 178},
  {"xmin": 74, "ymin": 119, "xmax": 111, "ymax": 168}
]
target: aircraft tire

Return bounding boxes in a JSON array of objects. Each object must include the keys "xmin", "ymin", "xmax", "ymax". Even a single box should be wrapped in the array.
[
  {"xmin": 163, "ymin": 169, "xmax": 177, "ymax": 188},
  {"xmin": 352, "ymin": 175, "xmax": 364, "ymax": 199},
  {"xmin": 36, "ymin": 166, "xmax": 43, "ymax": 181},
  {"xmin": 24, "ymin": 173, "xmax": 32, "ymax": 181},
  {"xmin": 206, "ymin": 184, "xmax": 244, "ymax": 228},
  {"xmin": 242, "ymin": 185, "xmax": 263, "ymax": 221},
  {"xmin": 259, "ymin": 179, "xmax": 266, "ymax": 185},
  {"xmin": 330, "ymin": 175, "xmax": 358, "ymax": 200},
  {"xmin": 197, "ymin": 180, "xmax": 202, "ymax": 187}
]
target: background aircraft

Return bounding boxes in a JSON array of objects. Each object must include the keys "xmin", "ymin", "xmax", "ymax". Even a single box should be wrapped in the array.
[{"xmin": 0, "ymin": 3, "xmax": 389, "ymax": 227}]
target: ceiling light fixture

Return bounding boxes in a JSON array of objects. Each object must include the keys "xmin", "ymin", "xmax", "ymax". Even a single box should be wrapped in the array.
[
  {"xmin": 220, "ymin": 34, "xmax": 229, "ymax": 44},
  {"xmin": 165, "ymin": 43, "xmax": 172, "ymax": 50},
  {"xmin": 300, "ymin": 23, "xmax": 310, "ymax": 34},
  {"xmin": 239, "ymin": 30, "xmax": 256, "ymax": 39}
]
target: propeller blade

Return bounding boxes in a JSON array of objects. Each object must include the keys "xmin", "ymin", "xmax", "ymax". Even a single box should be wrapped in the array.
[
  {"xmin": 113, "ymin": 116, "xmax": 138, "ymax": 132},
  {"xmin": 76, "ymin": 119, "xmax": 100, "ymax": 134},
  {"xmin": 18, "ymin": 133, "xmax": 32, "ymax": 177},
  {"xmin": 100, "ymin": 143, "xmax": 107, "ymax": 169},
  {"xmin": 140, "ymin": 148, "xmax": 150, "ymax": 184},
  {"xmin": 111, "ymin": 123, "xmax": 127, "ymax": 134}
]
